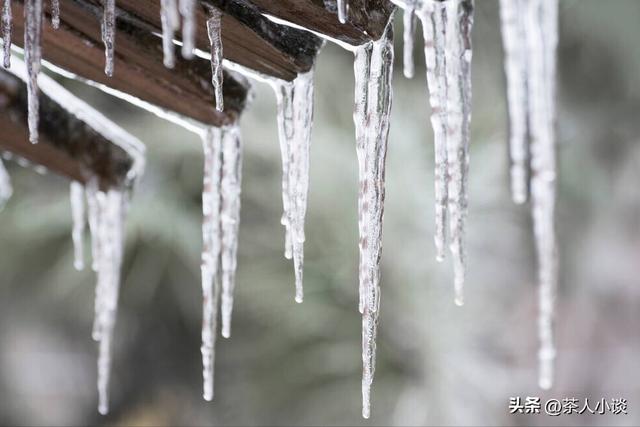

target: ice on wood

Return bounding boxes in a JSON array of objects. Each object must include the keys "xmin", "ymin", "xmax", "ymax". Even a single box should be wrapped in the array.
[
  {"xmin": 0, "ymin": 157, "xmax": 12, "ymax": 210},
  {"xmin": 337, "ymin": 0, "xmax": 348, "ymax": 24},
  {"xmin": 24, "ymin": 0, "xmax": 42, "ymax": 144},
  {"xmin": 179, "ymin": 0, "xmax": 195, "ymax": 59},
  {"xmin": 207, "ymin": 7, "xmax": 224, "ymax": 112},
  {"xmin": 274, "ymin": 70, "xmax": 314, "ymax": 303},
  {"xmin": 353, "ymin": 19, "xmax": 394, "ymax": 419},
  {"xmin": 101, "ymin": 0, "xmax": 115, "ymax": 77},
  {"xmin": 2, "ymin": 0, "xmax": 11, "ymax": 68},
  {"xmin": 160, "ymin": 0, "xmax": 179, "ymax": 68},
  {"xmin": 71, "ymin": 181, "xmax": 86, "ymax": 271},
  {"xmin": 51, "ymin": 0, "xmax": 60, "ymax": 29}
]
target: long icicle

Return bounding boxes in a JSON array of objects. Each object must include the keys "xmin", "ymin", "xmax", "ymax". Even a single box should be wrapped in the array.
[
  {"xmin": 275, "ymin": 70, "xmax": 314, "ymax": 303},
  {"xmin": 0, "ymin": 157, "xmax": 13, "ymax": 210},
  {"xmin": 206, "ymin": 7, "xmax": 224, "ymax": 112},
  {"xmin": 219, "ymin": 125, "xmax": 242, "ymax": 339},
  {"xmin": 24, "ymin": 0, "xmax": 42, "ymax": 144},
  {"xmin": 402, "ymin": 1, "xmax": 417, "ymax": 79},
  {"xmin": 526, "ymin": 0, "xmax": 559, "ymax": 391},
  {"xmin": 160, "ymin": 0, "xmax": 179, "ymax": 68},
  {"xmin": 337, "ymin": 0, "xmax": 348, "ymax": 24},
  {"xmin": 500, "ymin": 0, "xmax": 529, "ymax": 204},
  {"xmin": 179, "ymin": 0, "xmax": 195, "ymax": 59},
  {"xmin": 70, "ymin": 181, "xmax": 86, "ymax": 271},
  {"xmin": 444, "ymin": 0, "xmax": 473, "ymax": 306},
  {"xmin": 2, "ymin": 0, "xmax": 12, "ymax": 68},
  {"xmin": 51, "ymin": 0, "xmax": 59, "ymax": 29},
  {"xmin": 201, "ymin": 127, "xmax": 223, "ymax": 401},
  {"xmin": 101, "ymin": 0, "xmax": 115, "ymax": 76},
  {"xmin": 353, "ymin": 19, "xmax": 393, "ymax": 419}
]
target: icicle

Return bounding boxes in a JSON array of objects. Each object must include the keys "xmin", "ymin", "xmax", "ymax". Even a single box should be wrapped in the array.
[
  {"xmin": 525, "ymin": 0, "xmax": 559, "ymax": 391},
  {"xmin": 24, "ymin": 0, "xmax": 42, "ymax": 144},
  {"xmin": 444, "ymin": 0, "xmax": 473, "ymax": 306},
  {"xmin": 0, "ymin": 157, "xmax": 12, "ymax": 210},
  {"xmin": 101, "ymin": 0, "xmax": 115, "ymax": 77},
  {"xmin": 206, "ymin": 7, "xmax": 224, "ymax": 112},
  {"xmin": 337, "ymin": 0, "xmax": 348, "ymax": 24},
  {"xmin": 500, "ymin": 0, "xmax": 529, "ymax": 204},
  {"xmin": 51, "ymin": 0, "xmax": 59, "ymax": 29},
  {"xmin": 402, "ymin": 2, "xmax": 417, "ymax": 79},
  {"xmin": 70, "ymin": 181, "xmax": 86, "ymax": 271},
  {"xmin": 201, "ymin": 127, "xmax": 223, "ymax": 401},
  {"xmin": 85, "ymin": 181, "xmax": 129, "ymax": 415},
  {"xmin": 353, "ymin": 19, "xmax": 393, "ymax": 419},
  {"xmin": 219, "ymin": 125, "xmax": 242, "ymax": 339},
  {"xmin": 179, "ymin": 0, "xmax": 195, "ymax": 59},
  {"xmin": 2, "ymin": 0, "xmax": 11, "ymax": 68},
  {"xmin": 160, "ymin": 0, "xmax": 179, "ymax": 68},
  {"xmin": 274, "ymin": 70, "xmax": 314, "ymax": 303}
]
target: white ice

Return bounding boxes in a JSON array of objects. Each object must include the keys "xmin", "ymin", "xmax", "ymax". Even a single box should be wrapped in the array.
[
  {"xmin": 2, "ymin": 0, "xmax": 12, "ymax": 68},
  {"xmin": 71, "ymin": 181, "xmax": 86, "ymax": 271},
  {"xmin": 101, "ymin": 0, "xmax": 115, "ymax": 77},
  {"xmin": 0, "ymin": 157, "xmax": 12, "ymax": 210},
  {"xmin": 24, "ymin": 0, "xmax": 42, "ymax": 144},
  {"xmin": 179, "ymin": 0, "xmax": 195, "ymax": 59},
  {"xmin": 160, "ymin": 0, "xmax": 179, "ymax": 68},
  {"xmin": 402, "ymin": 2, "xmax": 417, "ymax": 78},
  {"xmin": 207, "ymin": 7, "xmax": 224, "ymax": 112},
  {"xmin": 337, "ymin": 0, "xmax": 348, "ymax": 24},
  {"xmin": 51, "ymin": 0, "xmax": 60, "ymax": 29}
]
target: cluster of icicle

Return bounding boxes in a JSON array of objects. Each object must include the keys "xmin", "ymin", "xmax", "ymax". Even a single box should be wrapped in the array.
[{"xmin": 499, "ymin": 0, "xmax": 559, "ymax": 390}]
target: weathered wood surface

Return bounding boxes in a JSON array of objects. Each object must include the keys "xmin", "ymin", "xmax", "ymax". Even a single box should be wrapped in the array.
[
  {"xmin": 9, "ymin": 0, "xmax": 250, "ymax": 126},
  {"xmin": 0, "ymin": 69, "xmax": 136, "ymax": 188}
]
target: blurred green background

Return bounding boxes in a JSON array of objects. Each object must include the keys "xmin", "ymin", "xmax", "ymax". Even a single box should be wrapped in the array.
[{"xmin": 1, "ymin": 1, "xmax": 640, "ymax": 425}]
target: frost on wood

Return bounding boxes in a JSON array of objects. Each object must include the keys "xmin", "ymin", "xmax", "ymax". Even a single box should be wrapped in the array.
[
  {"xmin": 200, "ymin": 124, "xmax": 243, "ymax": 400},
  {"xmin": 24, "ymin": 0, "xmax": 42, "ymax": 144},
  {"xmin": 160, "ymin": 0, "xmax": 179, "ymax": 68},
  {"xmin": 353, "ymin": 19, "xmax": 393, "ymax": 419},
  {"xmin": 274, "ymin": 70, "xmax": 314, "ymax": 303},
  {"xmin": 0, "ymin": 157, "xmax": 12, "ymax": 210},
  {"xmin": 179, "ymin": 0, "xmax": 195, "ymax": 59},
  {"xmin": 207, "ymin": 7, "xmax": 224, "ymax": 112},
  {"xmin": 337, "ymin": 0, "xmax": 348, "ymax": 24},
  {"xmin": 101, "ymin": 0, "xmax": 116, "ymax": 77},
  {"xmin": 51, "ymin": 0, "xmax": 60, "ymax": 29},
  {"xmin": 71, "ymin": 181, "xmax": 86, "ymax": 271},
  {"xmin": 2, "ymin": 0, "xmax": 11, "ymax": 68}
]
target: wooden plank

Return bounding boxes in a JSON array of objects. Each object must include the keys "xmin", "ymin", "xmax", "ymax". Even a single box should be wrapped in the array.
[
  {"xmin": 110, "ymin": 0, "xmax": 323, "ymax": 81},
  {"xmin": 9, "ymin": 0, "xmax": 250, "ymax": 126},
  {"xmin": 244, "ymin": 0, "xmax": 396, "ymax": 46},
  {"xmin": 0, "ymin": 69, "xmax": 136, "ymax": 188}
]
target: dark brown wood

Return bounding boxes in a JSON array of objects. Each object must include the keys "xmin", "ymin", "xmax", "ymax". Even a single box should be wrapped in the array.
[
  {"xmin": 10, "ymin": 0, "xmax": 250, "ymax": 126},
  {"xmin": 0, "ymin": 69, "xmax": 137, "ymax": 188},
  {"xmin": 111, "ymin": 0, "xmax": 323, "ymax": 81},
  {"xmin": 245, "ymin": 0, "xmax": 396, "ymax": 46}
]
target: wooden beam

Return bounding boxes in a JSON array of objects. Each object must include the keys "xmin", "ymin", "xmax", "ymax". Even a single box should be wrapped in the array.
[
  {"xmin": 244, "ymin": 0, "xmax": 396, "ymax": 46},
  {"xmin": 0, "ymin": 68, "xmax": 137, "ymax": 188},
  {"xmin": 9, "ymin": 0, "xmax": 250, "ymax": 126},
  {"xmin": 110, "ymin": 0, "xmax": 323, "ymax": 81}
]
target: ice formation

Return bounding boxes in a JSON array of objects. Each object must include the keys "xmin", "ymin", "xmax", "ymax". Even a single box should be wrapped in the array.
[
  {"xmin": 51, "ymin": 0, "xmax": 60, "ymax": 29},
  {"xmin": 2, "ymin": 0, "xmax": 12, "ymax": 68},
  {"xmin": 70, "ymin": 181, "xmax": 86, "ymax": 271},
  {"xmin": 353, "ymin": 20, "xmax": 394, "ymax": 419},
  {"xmin": 337, "ymin": 0, "xmax": 348, "ymax": 24},
  {"xmin": 402, "ymin": 2, "xmax": 417, "ymax": 78},
  {"xmin": 24, "ymin": 0, "xmax": 42, "ymax": 144},
  {"xmin": 200, "ymin": 124, "xmax": 243, "ymax": 399},
  {"xmin": 101, "ymin": 0, "xmax": 115, "ymax": 77},
  {"xmin": 0, "ymin": 157, "xmax": 12, "ymax": 210},
  {"xmin": 500, "ymin": 0, "xmax": 559, "ymax": 390},
  {"xmin": 274, "ymin": 70, "xmax": 314, "ymax": 303},
  {"xmin": 206, "ymin": 7, "xmax": 224, "ymax": 112},
  {"xmin": 160, "ymin": 0, "xmax": 179, "ymax": 68},
  {"xmin": 179, "ymin": 0, "xmax": 195, "ymax": 59}
]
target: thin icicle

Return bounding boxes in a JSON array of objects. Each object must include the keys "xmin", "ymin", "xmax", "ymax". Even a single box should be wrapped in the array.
[
  {"xmin": 24, "ymin": 0, "xmax": 42, "ymax": 144},
  {"xmin": 337, "ymin": 0, "xmax": 348, "ymax": 24},
  {"xmin": 444, "ymin": 0, "xmax": 473, "ymax": 306},
  {"xmin": 86, "ymin": 182, "xmax": 129, "ymax": 415},
  {"xmin": 51, "ymin": 0, "xmax": 59, "ymax": 29},
  {"xmin": 274, "ymin": 70, "xmax": 315, "ymax": 303},
  {"xmin": 220, "ymin": 125, "xmax": 242, "ymax": 339},
  {"xmin": 2, "ymin": 0, "xmax": 11, "ymax": 68},
  {"xmin": 101, "ymin": 0, "xmax": 115, "ymax": 77},
  {"xmin": 179, "ymin": 0, "xmax": 195, "ymax": 59},
  {"xmin": 353, "ymin": 20, "xmax": 393, "ymax": 419},
  {"xmin": 0, "ymin": 157, "xmax": 12, "ymax": 210},
  {"xmin": 402, "ymin": 2, "xmax": 417, "ymax": 79},
  {"xmin": 70, "ymin": 181, "xmax": 86, "ymax": 271},
  {"xmin": 206, "ymin": 7, "xmax": 224, "ymax": 112},
  {"xmin": 160, "ymin": 0, "xmax": 179, "ymax": 68},
  {"xmin": 500, "ymin": 0, "xmax": 529, "ymax": 204},
  {"xmin": 525, "ymin": 0, "xmax": 559, "ymax": 391},
  {"xmin": 201, "ymin": 127, "xmax": 223, "ymax": 401}
]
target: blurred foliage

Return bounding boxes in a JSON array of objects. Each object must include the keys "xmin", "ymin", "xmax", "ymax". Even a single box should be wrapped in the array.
[{"xmin": 1, "ymin": 1, "xmax": 640, "ymax": 426}]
